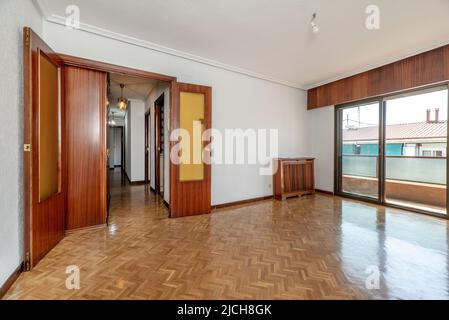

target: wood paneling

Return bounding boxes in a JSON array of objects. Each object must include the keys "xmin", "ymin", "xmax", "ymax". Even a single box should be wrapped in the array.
[
  {"xmin": 308, "ymin": 45, "xmax": 449, "ymax": 109},
  {"xmin": 65, "ymin": 66, "xmax": 107, "ymax": 230},
  {"xmin": 273, "ymin": 158, "xmax": 315, "ymax": 200},
  {"xmin": 23, "ymin": 27, "xmax": 66, "ymax": 269},
  {"xmin": 170, "ymin": 82, "xmax": 212, "ymax": 218}
]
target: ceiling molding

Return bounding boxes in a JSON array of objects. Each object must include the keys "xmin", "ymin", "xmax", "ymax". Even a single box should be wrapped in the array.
[
  {"xmin": 35, "ymin": 0, "xmax": 304, "ymax": 90},
  {"xmin": 304, "ymin": 39, "xmax": 449, "ymax": 90}
]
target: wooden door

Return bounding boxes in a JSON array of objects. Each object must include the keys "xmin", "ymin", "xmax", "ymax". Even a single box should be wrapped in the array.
[
  {"xmin": 145, "ymin": 112, "xmax": 150, "ymax": 185},
  {"xmin": 170, "ymin": 83, "xmax": 212, "ymax": 218},
  {"xmin": 23, "ymin": 27, "xmax": 65, "ymax": 269},
  {"xmin": 155, "ymin": 104, "xmax": 161, "ymax": 194},
  {"xmin": 65, "ymin": 66, "xmax": 107, "ymax": 230}
]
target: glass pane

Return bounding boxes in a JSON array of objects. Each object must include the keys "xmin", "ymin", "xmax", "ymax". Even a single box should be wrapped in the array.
[
  {"xmin": 341, "ymin": 102, "xmax": 379, "ymax": 199},
  {"xmin": 39, "ymin": 52, "xmax": 60, "ymax": 202},
  {"xmin": 385, "ymin": 88, "xmax": 447, "ymax": 214},
  {"xmin": 179, "ymin": 91, "xmax": 205, "ymax": 181}
]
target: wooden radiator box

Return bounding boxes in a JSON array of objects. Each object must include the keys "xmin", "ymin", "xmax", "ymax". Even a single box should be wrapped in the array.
[{"xmin": 273, "ymin": 158, "xmax": 315, "ymax": 200}]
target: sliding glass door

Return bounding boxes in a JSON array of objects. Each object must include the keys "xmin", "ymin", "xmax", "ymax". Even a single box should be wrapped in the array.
[
  {"xmin": 338, "ymin": 102, "xmax": 380, "ymax": 200},
  {"xmin": 336, "ymin": 85, "xmax": 448, "ymax": 217},
  {"xmin": 384, "ymin": 87, "xmax": 448, "ymax": 214}
]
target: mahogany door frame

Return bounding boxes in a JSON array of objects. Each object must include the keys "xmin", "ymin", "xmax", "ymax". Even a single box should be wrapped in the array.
[
  {"xmin": 144, "ymin": 112, "xmax": 150, "ymax": 185},
  {"xmin": 55, "ymin": 54, "xmax": 177, "ymax": 215},
  {"xmin": 154, "ymin": 93, "xmax": 164, "ymax": 195}
]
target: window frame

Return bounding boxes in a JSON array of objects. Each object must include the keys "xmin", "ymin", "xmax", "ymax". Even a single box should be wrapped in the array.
[{"xmin": 334, "ymin": 83, "xmax": 449, "ymax": 219}]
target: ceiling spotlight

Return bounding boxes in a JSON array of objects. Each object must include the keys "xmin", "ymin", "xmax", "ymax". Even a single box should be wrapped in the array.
[
  {"xmin": 310, "ymin": 13, "xmax": 319, "ymax": 33},
  {"xmin": 109, "ymin": 111, "xmax": 117, "ymax": 126}
]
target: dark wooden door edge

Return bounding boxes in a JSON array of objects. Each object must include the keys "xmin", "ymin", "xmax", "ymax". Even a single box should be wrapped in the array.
[
  {"xmin": 154, "ymin": 104, "xmax": 160, "ymax": 195},
  {"xmin": 154, "ymin": 93, "xmax": 165, "ymax": 196},
  {"xmin": 144, "ymin": 112, "xmax": 150, "ymax": 185},
  {"xmin": 0, "ymin": 263, "xmax": 23, "ymax": 299}
]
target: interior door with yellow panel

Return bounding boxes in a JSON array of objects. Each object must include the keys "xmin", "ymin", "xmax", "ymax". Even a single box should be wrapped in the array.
[
  {"xmin": 170, "ymin": 83, "xmax": 211, "ymax": 217},
  {"xmin": 23, "ymin": 27, "xmax": 65, "ymax": 269}
]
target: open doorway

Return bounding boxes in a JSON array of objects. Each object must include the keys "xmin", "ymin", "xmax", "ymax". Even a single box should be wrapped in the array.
[
  {"xmin": 106, "ymin": 71, "xmax": 171, "ymax": 214},
  {"xmin": 23, "ymin": 28, "xmax": 211, "ymax": 269},
  {"xmin": 107, "ymin": 124, "xmax": 124, "ymax": 172}
]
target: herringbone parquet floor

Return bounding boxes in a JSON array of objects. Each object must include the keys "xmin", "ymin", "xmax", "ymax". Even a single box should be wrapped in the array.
[{"xmin": 4, "ymin": 169, "xmax": 449, "ymax": 299}]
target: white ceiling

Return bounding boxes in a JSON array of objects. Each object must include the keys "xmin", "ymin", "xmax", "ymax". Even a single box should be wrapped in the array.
[
  {"xmin": 38, "ymin": 0, "xmax": 449, "ymax": 89},
  {"xmin": 108, "ymin": 73, "xmax": 158, "ymax": 118}
]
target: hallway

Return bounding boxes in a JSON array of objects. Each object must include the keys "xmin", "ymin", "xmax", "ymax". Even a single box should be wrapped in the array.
[{"xmin": 4, "ymin": 169, "xmax": 449, "ymax": 299}]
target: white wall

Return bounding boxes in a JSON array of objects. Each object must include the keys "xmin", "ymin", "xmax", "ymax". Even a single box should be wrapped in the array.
[
  {"xmin": 0, "ymin": 0, "xmax": 43, "ymax": 288},
  {"xmin": 114, "ymin": 128, "xmax": 122, "ymax": 166},
  {"xmin": 108, "ymin": 127, "xmax": 123, "ymax": 168},
  {"xmin": 306, "ymin": 106, "xmax": 335, "ymax": 192},
  {"xmin": 128, "ymin": 99, "xmax": 145, "ymax": 182},
  {"xmin": 43, "ymin": 22, "xmax": 309, "ymax": 205},
  {"xmin": 108, "ymin": 127, "xmax": 115, "ymax": 169},
  {"xmin": 124, "ymin": 99, "xmax": 145, "ymax": 182}
]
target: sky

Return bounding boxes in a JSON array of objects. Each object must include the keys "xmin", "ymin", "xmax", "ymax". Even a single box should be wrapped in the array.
[{"xmin": 342, "ymin": 88, "xmax": 448, "ymax": 128}]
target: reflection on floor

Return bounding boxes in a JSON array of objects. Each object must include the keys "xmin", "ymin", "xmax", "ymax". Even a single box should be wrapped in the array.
[
  {"xmin": 4, "ymin": 169, "xmax": 449, "ymax": 299},
  {"xmin": 386, "ymin": 198, "xmax": 446, "ymax": 215}
]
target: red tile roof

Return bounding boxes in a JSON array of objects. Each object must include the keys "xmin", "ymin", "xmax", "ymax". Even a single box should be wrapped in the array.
[{"xmin": 343, "ymin": 121, "xmax": 447, "ymax": 141}]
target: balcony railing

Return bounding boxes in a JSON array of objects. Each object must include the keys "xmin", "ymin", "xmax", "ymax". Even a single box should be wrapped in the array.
[
  {"xmin": 342, "ymin": 155, "xmax": 446, "ymax": 185},
  {"xmin": 341, "ymin": 155, "xmax": 447, "ymax": 213}
]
